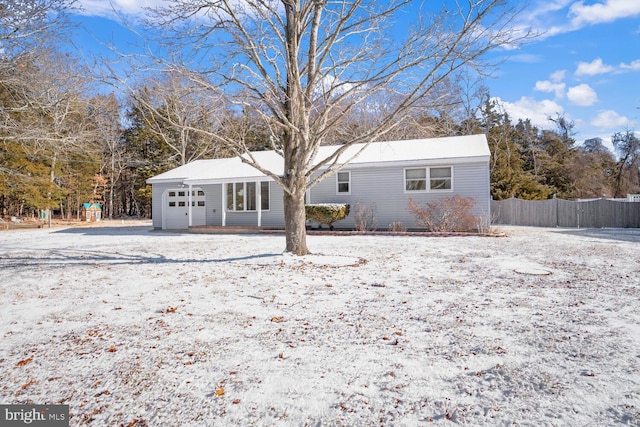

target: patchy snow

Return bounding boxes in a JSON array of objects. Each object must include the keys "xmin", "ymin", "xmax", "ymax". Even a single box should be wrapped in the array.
[{"xmin": 1, "ymin": 223, "xmax": 639, "ymax": 426}]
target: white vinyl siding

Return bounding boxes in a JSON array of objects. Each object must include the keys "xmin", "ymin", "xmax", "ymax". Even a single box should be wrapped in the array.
[{"xmin": 309, "ymin": 162, "xmax": 488, "ymax": 229}]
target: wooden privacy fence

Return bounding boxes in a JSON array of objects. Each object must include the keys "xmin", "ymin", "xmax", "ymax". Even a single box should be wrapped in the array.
[{"xmin": 491, "ymin": 197, "xmax": 640, "ymax": 228}]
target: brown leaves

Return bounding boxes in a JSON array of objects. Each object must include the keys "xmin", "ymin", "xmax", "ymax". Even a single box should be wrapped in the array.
[
  {"xmin": 94, "ymin": 389, "xmax": 111, "ymax": 397},
  {"xmin": 381, "ymin": 334, "xmax": 400, "ymax": 345},
  {"xmin": 120, "ymin": 418, "xmax": 148, "ymax": 427},
  {"xmin": 108, "ymin": 345, "xmax": 117, "ymax": 352},
  {"xmin": 214, "ymin": 387, "xmax": 224, "ymax": 396},
  {"xmin": 87, "ymin": 329, "xmax": 103, "ymax": 338},
  {"xmin": 346, "ymin": 258, "xmax": 368, "ymax": 267},
  {"xmin": 21, "ymin": 379, "xmax": 37, "ymax": 389},
  {"xmin": 271, "ymin": 316, "xmax": 284, "ymax": 323},
  {"xmin": 15, "ymin": 357, "xmax": 32, "ymax": 367}
]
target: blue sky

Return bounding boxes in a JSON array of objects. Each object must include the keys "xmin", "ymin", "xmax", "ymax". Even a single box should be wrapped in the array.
[{"xmin": 71, "ymin": 0, "xmax": 640, "ymax": 151}]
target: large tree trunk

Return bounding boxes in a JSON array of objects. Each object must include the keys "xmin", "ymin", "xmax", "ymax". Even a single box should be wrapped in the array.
[{"xmin": 283, "ymin": 181, "xmax": 309, "ymax": 256}]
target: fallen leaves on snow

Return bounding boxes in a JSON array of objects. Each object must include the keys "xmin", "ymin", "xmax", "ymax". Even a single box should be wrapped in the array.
[{"xmin": 15, "ymin": 357, "xmax": 32, "ymax": 367}]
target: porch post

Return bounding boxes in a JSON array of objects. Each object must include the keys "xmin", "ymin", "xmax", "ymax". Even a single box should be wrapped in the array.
[
  {"xmin": 221, "ymin": 183, "xmax": 226, "ymax": 226},
  {"xmin": 256, "ymin": 181, "xmax": 262, "ymax": 227}
]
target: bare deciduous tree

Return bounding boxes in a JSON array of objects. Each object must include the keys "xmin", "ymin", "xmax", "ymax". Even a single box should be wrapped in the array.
[
  {"xmin": 1, "ymin": 49, "xmax": 103, "ymax": 218},
  {"xmin": 91, "ymin": 93, "xmax": 126, "ymax": 219},
  {"xmin": 0, "ymin": 0, "xmax": 85, "ymax": 218},
  {"xmin": 612, "ymin": 130, "xmax": 640, "ymax": 197},
  {"xmin": 128, "ymin": 73, "xmax": 230, "ymax": 166},
  {"xmin": 0, "ymin": 0, "xmax": 77, "ymax": 113},
  {"xmin": 143, "ymin": 0, "xmax": 532, "ymax": 254}
]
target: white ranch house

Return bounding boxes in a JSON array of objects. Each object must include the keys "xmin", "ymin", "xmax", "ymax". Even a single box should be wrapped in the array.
[{"xmin": 147, "ymin": 134, "xmax": 491, "ymax": 230}]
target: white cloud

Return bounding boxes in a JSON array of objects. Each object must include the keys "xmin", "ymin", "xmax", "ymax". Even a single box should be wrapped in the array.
[
  {"xmin": 575, "ymin": 57, "xmax": 640, "ymax": 76},
  {"xmin": 533, "ymin": 70, "xmax": 567, "ymax": 98},
  {"xmin": 526, "ymin": 0, "xmax": 640, "ymax": 39},
  {"xmin": 569, "ymin": 0, "xmax": 640, "ymax": 26},
  {"xmin": 77, "ymin": 0, "xmax": 166, "ymax": 17},
  {"xmin": 575, "ymin": 58, "xmax": 614, "ymax": 76},
  {"xmin": 492, "ymin": 96, "xmax": 564, "ymax": 128},
  {"xmin": 590, "ymin": 110, "xmax": 633, "ymax": 128},
  {"xmin": 567, "ymin": 84, "xmax": 598, "ymax": 106},
  {"xmin": 535, "ymin": 80, "xmax": 566, "ymax": 98},
  {"xmin": 508, "ymin": 54, "xmax": 544, "ymax": 63},
  {"xmin": 620, "ymin": 59, "xmax": 640, "ymax": 71},
  {"xmin": 550, "ymin": 70, "xmax": 566, "ymax": 82}
]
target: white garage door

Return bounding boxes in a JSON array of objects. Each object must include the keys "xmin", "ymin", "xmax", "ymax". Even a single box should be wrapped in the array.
[{"xmin": 164, "ymin": 189, "xmax": 206, "ymax": 230}]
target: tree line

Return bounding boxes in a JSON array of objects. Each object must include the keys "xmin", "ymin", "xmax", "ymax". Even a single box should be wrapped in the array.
[{"xmin": 1, "ymin": 1, "xmax": 638, "ymax": 229}]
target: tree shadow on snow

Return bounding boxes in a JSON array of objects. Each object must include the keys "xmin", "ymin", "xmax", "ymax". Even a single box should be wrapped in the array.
[
  {"xmin": 550, "ymin": 228, "xmax": 640, "ymax": 243},
  {"xmin": 0, "ymin": 247, "xmax": 283, "ymax": 270},
  {"xmin": 53, "ymin": 225, "xmax": 159, "ymax": 236}
]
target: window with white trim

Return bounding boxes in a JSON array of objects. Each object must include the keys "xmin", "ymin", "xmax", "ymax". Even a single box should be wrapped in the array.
[
  {"xmin": 226, "ymin": 181, "xmax": 270, "ymax": 211},
  {"xmin": 405, "ymin": 167, "xmax": 452, "ymax": 192},
  {"xmin": 429, "ymin": 167, "xmax": 452, "ymax": 190},
  {"xmin": 337, "ymin": 171, "xmax": 351, "ymax": 194},
  {"xmin": 405, "ymin": 168, "xmax": 427, "ymax": 191}
]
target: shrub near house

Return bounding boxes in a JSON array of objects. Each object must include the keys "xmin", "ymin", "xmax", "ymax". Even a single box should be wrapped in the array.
[
  {"xmin": 305, "ymin": 204, "xmax": 350, "ymax": 230},
  {"xmin": 407, "ymin": 196, "xmax": 479, "ymax": 232}
]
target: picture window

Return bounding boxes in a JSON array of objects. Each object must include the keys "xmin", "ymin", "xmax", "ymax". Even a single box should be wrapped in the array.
[{"xmin": 226, "ymin": 182, "xmax": 270, "ymax": 211}]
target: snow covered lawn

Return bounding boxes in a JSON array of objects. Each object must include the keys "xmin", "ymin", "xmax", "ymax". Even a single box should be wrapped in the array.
[{"xmin": 1, "ymin": 224, "xmax": 639, "ymax": 426}]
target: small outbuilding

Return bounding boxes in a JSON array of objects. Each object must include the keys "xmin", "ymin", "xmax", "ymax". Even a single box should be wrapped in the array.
[
  {"xmin": 83, "ymin": 203, "xmax": 102, "ymax": 222},
  {"xmin": 146, "ymin": 134, "xmax": 491, "ymax": 230}
]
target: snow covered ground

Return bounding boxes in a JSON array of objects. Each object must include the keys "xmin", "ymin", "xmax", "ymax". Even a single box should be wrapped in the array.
[{"xmin": 0, "ymin": 223, "xmax": 638, "ymax": 426}]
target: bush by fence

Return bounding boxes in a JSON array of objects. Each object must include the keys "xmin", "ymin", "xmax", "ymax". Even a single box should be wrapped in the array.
[
  {"xmin": 491, "ymin": 197, "xmax": 640, "ymax": 228},
  {"xmin": 408, "ymin": 196, "xmax": 479, "ymax": 232}
]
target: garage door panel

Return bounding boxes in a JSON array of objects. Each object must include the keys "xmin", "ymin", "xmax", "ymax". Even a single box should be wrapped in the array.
[{"xmin": 164, "ymin": 188, "xmax": 206, "ymax": 230}]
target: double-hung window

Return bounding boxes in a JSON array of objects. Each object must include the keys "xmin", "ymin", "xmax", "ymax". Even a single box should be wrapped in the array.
[
  {"xmin": 405, "ymin": 168, "xmax": 427, "ymax": 191},
  {"xmin": 405, "ymin": 167, "xmax": 452, "ymax": 192},
  {"xmin": 337, "ymin": 171, "xmax": 351, "ymax": 194},
  {"xmin": 226, "ymin": 181, "xmax": 270, "ymax": 211},
  {"xmin": 429, "ymin": 167, "xmax": 452, "ymax": 190}
]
